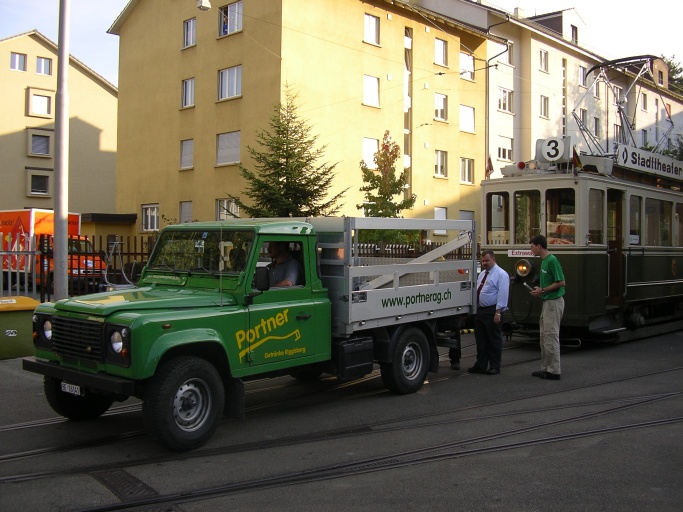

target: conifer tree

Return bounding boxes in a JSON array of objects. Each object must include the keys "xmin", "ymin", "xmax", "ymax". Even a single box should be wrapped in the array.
[{"xmin": 230, "ymin": 86, "xmax": 347, "ymax": 218}]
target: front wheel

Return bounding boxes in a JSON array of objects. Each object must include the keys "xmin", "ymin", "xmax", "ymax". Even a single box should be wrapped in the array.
[
  {"xmin": 44, "ymin": 377, "xmax": 114, "ymax": 420},
  {"xmin": 143, "ymin": 356, "xmax": 225, "ymax": 452},
  {"xmin": 380, "ymin": 327, "xmax": 429, "ymax": 394}
]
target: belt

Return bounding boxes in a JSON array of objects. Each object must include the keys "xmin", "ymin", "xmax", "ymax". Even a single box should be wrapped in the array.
[{"xmin": 478, "ymin": 305, "xmax": 496, "ymax": 310}]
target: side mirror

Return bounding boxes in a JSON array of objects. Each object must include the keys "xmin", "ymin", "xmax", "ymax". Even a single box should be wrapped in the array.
[{"xmin": 254, "ymin": 266, "xmax": 270, "ymax": 291}]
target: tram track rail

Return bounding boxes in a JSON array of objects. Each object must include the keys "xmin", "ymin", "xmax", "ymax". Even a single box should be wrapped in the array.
[
  {"xmin": 67, "ymin": 399, "xmax": 683, "ymax": 511},
  {"xmin": 1, "ymin": 363, "xmax": 680, "ymax": 483}
]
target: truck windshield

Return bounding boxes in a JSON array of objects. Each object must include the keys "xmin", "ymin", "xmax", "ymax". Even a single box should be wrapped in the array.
[{"xmin": 147, "ymin": 229, "xmax": 254, "ymax": 274}]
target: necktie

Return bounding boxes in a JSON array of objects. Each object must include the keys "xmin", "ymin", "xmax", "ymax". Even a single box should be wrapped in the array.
[{"xmin": 477, "ymin": 270, "xmax": 488, "ymax": 306}]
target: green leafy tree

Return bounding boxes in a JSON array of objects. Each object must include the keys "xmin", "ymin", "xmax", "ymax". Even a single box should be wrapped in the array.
[
  {"xmin": 661, "ymin": 55, "xmax": 683, "ymax": 93},
  {"xmin": 230, "ymin": 86, "xmax": 347, "ymax": 218},
  {"xmin": 357, "ymin": 130, "xmax": 416, "ymax": 217},
  {"xmin": 356, "ymin": 130, "xmax": 417, "ymax": 243}
]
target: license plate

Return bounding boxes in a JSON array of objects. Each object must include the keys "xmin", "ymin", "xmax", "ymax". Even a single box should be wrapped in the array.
[{"xmin": 61, "ymin": 382, "xmax": 83, "ymax": 396}]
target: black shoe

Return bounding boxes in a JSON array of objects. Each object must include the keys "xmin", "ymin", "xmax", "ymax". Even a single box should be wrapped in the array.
[
  {"xmin": 467, "ymin": 366, "xmax": 486, "ymax": 374},
  {"xmin": 485, "ymin": 368, "xmax": 500, "ymax": 375},
  {"xmin": 532, "ymin": 370, "xmax": 561, "ymax": 380},
  {"xmin": 450, "ymin": 361, "xmax": 461, "ymax": 371}
]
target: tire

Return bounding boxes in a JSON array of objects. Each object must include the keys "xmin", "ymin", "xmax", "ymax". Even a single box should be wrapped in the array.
[
  {"xmin": 380, "ymin": 327, "xmax": 429, "ymax": 395},
  {"xmin": 143, "ymin": 356, "xmax": 225, "ymax": 452},
  {"xmin": 44, "ymin": 377, "xmax": 114, "ymax": 421}
]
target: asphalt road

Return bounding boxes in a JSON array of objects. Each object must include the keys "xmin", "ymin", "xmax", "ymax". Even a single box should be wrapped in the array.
[{"xmin": 1, "ymin": 331, "xmax": 682, "ymax": 512}]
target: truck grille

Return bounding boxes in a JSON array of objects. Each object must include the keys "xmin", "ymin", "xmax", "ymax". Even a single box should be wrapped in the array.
[{"xmin": 52, "ymin": 317, "xmax": 105, "ymax": 362}]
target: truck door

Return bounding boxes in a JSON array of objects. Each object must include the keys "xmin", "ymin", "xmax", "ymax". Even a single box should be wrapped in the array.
[{"xmin": 242, "ymin": 240, "xmax": 317, "ymax": 367}]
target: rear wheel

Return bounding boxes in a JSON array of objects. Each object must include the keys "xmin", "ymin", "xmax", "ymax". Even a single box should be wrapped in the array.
[
  {"xmin": 143, "ymin": 356, "xmax": 224, "ymax": 452},
  {"xmin": 44, "ymin": 377, "xmax": 114, "ymax": 420},
  {"xmin": 380, "ymin": 327, "xmax": 429, "ymax": 394}
]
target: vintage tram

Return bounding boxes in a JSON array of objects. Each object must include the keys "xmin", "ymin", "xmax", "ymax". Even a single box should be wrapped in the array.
[{"xmin": 481, "ymin": 136, "xmax": 683, "ymax": 342}]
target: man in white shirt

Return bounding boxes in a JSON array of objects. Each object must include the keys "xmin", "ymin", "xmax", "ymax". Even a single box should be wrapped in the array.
[{"xmin": 468, "ymin": 250, "xmax": 509, "ymax": 375}]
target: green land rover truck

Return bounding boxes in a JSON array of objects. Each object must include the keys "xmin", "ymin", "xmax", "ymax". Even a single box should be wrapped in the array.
[{"xmin": 23, "ymin": 217, "xmax": 476, "ymax": 451}]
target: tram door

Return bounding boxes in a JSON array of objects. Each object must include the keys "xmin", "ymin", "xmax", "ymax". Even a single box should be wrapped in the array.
[{"xmin": 607, "ymin": 189, "xmax": 623, "ymax": 304}]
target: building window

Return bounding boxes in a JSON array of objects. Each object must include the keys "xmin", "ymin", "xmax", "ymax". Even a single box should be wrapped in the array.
[
  {"xmin": 498, "ymin": 42, "xmax": 513, "ymax": 65},
  {"xmin": 613, "ymin": 86, "xmax": 623, "ymax": 105},
  {"xmin": 435, "ymin": 38, "xmax": 447, "ymax": 66},
  {"xmin": 658, "ymin": 70, "xmax": 664, "ymax": 85},
  {"xmin": 434, "ymin": 207, "xmax": 447, "ymax": 235},
  {"xmin": 593, "ymin": 81, "xmax": 600, "ymax": 98},
  {"xmin": 641, "ymin": 93, "xmax": 648, "ymax": 111},
  {"xmin": 180, "ymin": 139, "xmax": 194, "ymax": 169},
  {"xmin": 363, "ymin": 74, "xmax": 380, "ymax": 107},
  {"xmin": 219, "ymin": 1, "xmax": 243, "ymax": 36},
  {"xmin": 362, "ymin": 137, "xmax": 379, "ymax": 168},
  {"xmin": 363, "ymin": 13, "xmax": 380, "ymax": 45},
  {"xmin": 498, "ymin": 136, "xmax": 512, "ymax": 161},
  {"xmin": 26, "ymin": 168, "xmax": 52, "ymax": 197},
  {"xmin": 460, "ymin": 105, "xmax": 475, "ymax": 133},
  {"xmin": 180, "ymin": 201, "xmax": 193, "ymax": 224},
  {"xmin": 571, "ymin": 25, "xmax": 578, "ymax": 44},
  {"xmin": 216, "ymin": 198, "xmax": 240, "ymax": 220},
  {"xmin": 642, "ymin": 129, "xmax": 648, "ymax": 147},
  {"xmin": 580, "ymin": 108, "xmax": 587, "ymax": 126},
  {"xmin": 182, "ymin": 78, "xmax": 195, "ymax": 108},
  {"xmin": 579, "ymin": 65, "xmax": 587, "ymax": 87},
  {"xmin": 10, "ymin": 52, "xmax": 26, "ymax": 71},
  {"xmin": 614, "ymin": 123, "xmax": 622, "ymax": 143},
  {"xmin": 218, "ymin": 65, "xmax": 242, "ymax": 100},
  {"xmin": 498, "ymin": 88, "xmax": 513, "ymax": 113},
  {"xmin": 27, "ymin": 88, "xmax": 54, "ymax": 118},
  {"xmin": 183, "ymin": 18, "xmax": 196, "ymax": 47},
  {"xmin": 540, "ymin": 95, "xmax": 549, "ymax": 118},
  {"xmin": 142, "ymin": 204, "xmax": 160, "ymax": 232},
  {"xmin": 460, "ymin": 157, "xmax": 474, "ymax": 184},
  {"xmin": 460, "ymin": 53, "xmax": 474, "ymax": 80},
  {"xmin": 593, "ymin": 117, "xmax": 601, "ymax": 137},
  {"xmin": 217, "ymin": 131, "xmax": 241, "ymax": 165},
  {"xmin": 36, "ymin": 57, "xmax": 52, "ymax": 75},
  {"xmin": 434, "ymin": 93, "xmax": 448, "ymax": 121},
  {"xmin": 28, "ymin": 128, "xmax": 53, "ymax": 157},
  {"xmin": 435, "ymin": 150, "xmax": 447, "ymax": 177},
  {"xmin": 539, "ymin": 49, "xmax": 548, "ymax": 72}
]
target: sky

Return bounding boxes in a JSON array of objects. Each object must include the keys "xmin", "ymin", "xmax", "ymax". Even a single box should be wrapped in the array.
[
  {"xmin": 0, "ymin": 0, "xmax": 129, "ymax": 86},
  {"xmin": 0, "ymin": 0, "xmax": 680, "ymax": 89},
  {"xmin": 486, "ymin": 0, "xmax": 681, "ymax": 62}
]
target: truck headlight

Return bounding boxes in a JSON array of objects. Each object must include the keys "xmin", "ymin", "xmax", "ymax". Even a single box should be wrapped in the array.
[
  {"xmin": 42, "ymin": 319, "xmax": 53, "ymax": 340},
  {"xmin": 110, "ymin": 327, "xmax": 130, "ymax": 354}
]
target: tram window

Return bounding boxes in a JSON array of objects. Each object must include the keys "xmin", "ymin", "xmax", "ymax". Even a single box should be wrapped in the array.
[
  {"xmin": 629, "ymin": 196, "xmax": 642, "ymax": 245},
  {"xmin": 588, "ymin": 189, "xmax": 604, "ymax": 244},
  {"xmin": 514, "ymin": 190, "xmax": 540, "ymax": 244},
  {"xmin": 676, "ymin": 204, "xmax": 683, "ymax": 247},
  {"xmin": 546, "ymin": 188, "xmax": 575, "ymax": 244},
  {"xmin": 645, "ymin": 198, "xmax": 672, "ymax": 246},
  {"xmin": 486, "ymin": 192, "xmax": 509, "ymax": 244}
]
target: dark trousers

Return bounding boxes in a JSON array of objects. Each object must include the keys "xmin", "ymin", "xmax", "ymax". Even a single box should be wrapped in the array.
[{"xmin": 473, "ymin": 307, "xmax": 503, "ymax": 370}]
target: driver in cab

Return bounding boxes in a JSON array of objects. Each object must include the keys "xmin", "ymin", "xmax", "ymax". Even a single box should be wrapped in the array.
[{"xmin": 267, "ymin": 241, "xmax": 302, "ymax": 287}]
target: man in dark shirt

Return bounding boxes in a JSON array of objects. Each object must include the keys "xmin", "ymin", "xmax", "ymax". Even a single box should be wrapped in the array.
[{"xmin": 267, "ymin": 241, "xmax": 302, "ymax": 287}]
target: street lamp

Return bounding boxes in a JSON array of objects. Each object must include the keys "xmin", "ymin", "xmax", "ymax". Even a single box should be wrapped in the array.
[{"xmin": 197, "ymin": 0, "xmax": 212, "ymax": 11}]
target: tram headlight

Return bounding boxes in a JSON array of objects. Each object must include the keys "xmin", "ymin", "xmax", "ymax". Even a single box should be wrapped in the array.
[{"xmin": 515, "ymin": 259, "xmax": 533, "ymax": 277}]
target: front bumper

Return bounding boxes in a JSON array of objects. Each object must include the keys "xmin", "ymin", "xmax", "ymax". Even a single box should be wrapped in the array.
[{"xmin": 22, "ymin": 357, "xmax": 137, "ymax": 396}]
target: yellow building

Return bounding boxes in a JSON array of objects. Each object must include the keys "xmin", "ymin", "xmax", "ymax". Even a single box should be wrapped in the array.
[
  {"xmin": 0, "ymin": 30, "xmax": 118, "ymax": 217},
  {"xmin": 110, "ymin": 0, "xmax": 491, "ymax": 237}
]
